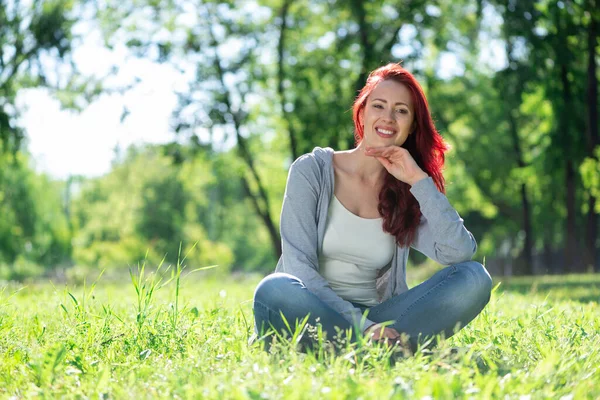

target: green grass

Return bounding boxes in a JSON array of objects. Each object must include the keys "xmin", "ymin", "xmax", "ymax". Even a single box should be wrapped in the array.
[{"xmin": 0, "ymin": 270, "xmax": 599, "ymax": 399}]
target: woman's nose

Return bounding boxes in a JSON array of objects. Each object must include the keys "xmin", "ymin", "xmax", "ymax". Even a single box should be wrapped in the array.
[{"xmin": 383, "ymin": 109, "xmax": 395, "ymax": 122}]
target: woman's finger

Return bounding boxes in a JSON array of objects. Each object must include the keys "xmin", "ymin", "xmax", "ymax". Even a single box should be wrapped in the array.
[
  {"xmin": 368, "ymin": 147, "xmax": 394, "ymax": 158},
  {"xmin": 376, "ymin": 156, "xmax": 392, "ymax": 169},
  {"xmin": 365, "ymin": 148, "xmax": 384, "ymax": 156},
  {"xmin": 380, "ymin": 147, "xmax": 398, "ymax": 157},
  {"xmin": 366, "ymin": 146, "xmax": 398, "ymax": 155},
  {"xmin": 382, "ymin": 328, "xmax": 398, "ymax": 338},
  {"xmin": 385, "ymin": 328, "xmax": 401, "ymax": 338}
]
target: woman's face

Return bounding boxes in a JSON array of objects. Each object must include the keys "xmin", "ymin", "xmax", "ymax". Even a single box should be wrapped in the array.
[{"xmin": 359, "ymin": 79, "xmax": 415, "ymax": 148}]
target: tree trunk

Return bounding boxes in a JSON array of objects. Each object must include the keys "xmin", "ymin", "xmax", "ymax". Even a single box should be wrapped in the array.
[
  {"xmin": 586, "ymin": 8, "xmax": 599, "ymax": 271},
  {"xmin": 276, "ymin": 0, "xmax": 299, "ymax": 161},
  {"xmin": 565, "ymin": 159, "xmax": 580, "ymax": 271},
  {"xmin": 501, "ymin": 35, "xmax": 535, "ymax": 275},
  {"xmin": 586, "ymin": 196, "xmax": 597, "ymax": 272},
  {"xmin": 347, "ymin": 0, "xmax": 373, "ymax": 149},
  {"xmin": 560, "ymin": 57, "xmax": 581, "ymax": 272},
  {"xmin": 543, "ymin": 233, "xmax": 556, "ymax": 274},
  {"xmin": 241, "ymin": 177, "xmax": 282, "ymax": 258},
  {"xmin": 230, "ymin": 104, "xmax": 282, "ymax": 260},
  {"xmin": 350, "ymin": 0, "xmax": 373, "ymax": 94},
  {"xmin": 208, "ymin": 28, "xmax": 282, "ymax": 260},
  {"xmin": 520, "ymin": 183, "xmax": 533, "ymax": 274},
  {"xmin": 507, "ymin": 109, "xmax": 533, "ymax": 275}
]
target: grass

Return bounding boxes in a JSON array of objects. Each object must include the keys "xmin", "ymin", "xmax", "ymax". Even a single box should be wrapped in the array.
[{"xmin": 0, "ymin": 269, "xmax": 599, "ymax": 399}]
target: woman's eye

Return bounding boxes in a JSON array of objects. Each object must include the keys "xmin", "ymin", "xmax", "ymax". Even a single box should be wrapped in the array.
[
  {"xmin": 373, "ymin": 104, "xmax": 384, "ymax": 109},
  {"xmin": 396, "ymin": 109, "xmax": 407, "ymax": 114}
]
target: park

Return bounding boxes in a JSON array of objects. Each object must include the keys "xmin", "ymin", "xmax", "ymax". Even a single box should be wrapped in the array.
[{"xmin": 1, "ymin": 0, "xmax": 599, "ymax": 398}]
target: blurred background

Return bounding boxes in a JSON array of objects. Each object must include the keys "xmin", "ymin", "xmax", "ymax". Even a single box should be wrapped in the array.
[{"xmin": 0, "ymin": 0, "xmax": 598, "ymax": 281}]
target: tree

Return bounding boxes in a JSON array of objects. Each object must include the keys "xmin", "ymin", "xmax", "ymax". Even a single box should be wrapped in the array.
[
  {"xmin": 584, "ymin": 2, "xmax": 598, "ymax": 271},
  {"xmin": 71, "ymin": 145, "xmax": 235, "ymax": 270},
  {"xmin": 94, "ymin": 0, "xmax": 286, "ymax": 259},
  {"xmin": 0, "ymin": 150, "xmax": 71, "ymax": 269},
  {"xmin": 426, "ymin": 1, "xmax": 566, "ymax": 274},
  {"xmin": 89, "ymin": 0, "xmax": 597, "ymax": 274}
]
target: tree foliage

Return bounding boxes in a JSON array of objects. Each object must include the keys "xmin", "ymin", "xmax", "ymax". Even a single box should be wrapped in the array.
[
  {"xmin": 80, "ymin": 0, "xmax": 600, "ymax": 274},
  {"xmin": 1, "ymin": 0, "xmax": 598, "ymax": 276},
  {"xmin": 71, "ymin": 145, "xmax": 234, "ymax": 270},
  {"xmin": 0, "ymin": 149, "xmax": 71, "ymax": 278}
]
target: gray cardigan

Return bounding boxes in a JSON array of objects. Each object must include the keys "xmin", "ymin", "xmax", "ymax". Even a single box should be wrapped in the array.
[{"xmin": 275, "ymin": 147, "xmax": 477, "ymax": 330}]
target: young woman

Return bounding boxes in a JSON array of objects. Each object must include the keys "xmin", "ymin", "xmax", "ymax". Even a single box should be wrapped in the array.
[{"xmin": 253, "ymin": 63, "xmax": 492, "ymax": 353}]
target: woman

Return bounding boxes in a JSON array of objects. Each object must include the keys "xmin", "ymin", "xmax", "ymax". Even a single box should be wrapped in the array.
[{"xmin": 253, "ymin": 63, "xmax": 492, "ymax": 353}]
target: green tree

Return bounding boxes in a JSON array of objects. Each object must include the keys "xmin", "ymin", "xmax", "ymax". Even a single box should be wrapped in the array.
[
  {"xmin": 584, "ymin": 1, "xmax": 598, "ymax": 271},
  {"xmin": 71, "ymin": 145, "xmax": 234, "ymax": 270},
  {"xmin": 95, "ymin": 0, "xmax": 286, "ymax": 259},
  {"xmin": 89, "ymin": 0, "xmax": 597, "ymax": 274},
  {"xmin": 0, "ymin": 149, "xmax": 71, "ymax": 272},
  {"xmin": 496, "ymin": 0, "xmax": 597, "ymax": 272},
  {"xmin": 0, "ymin": 0, "xmax": 107, "ymax": 276}
]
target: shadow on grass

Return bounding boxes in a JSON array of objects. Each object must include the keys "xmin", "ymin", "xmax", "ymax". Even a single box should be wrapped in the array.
[{"xmin": 493, "ymin": 274, "xmax": 600, "ymax": 304}]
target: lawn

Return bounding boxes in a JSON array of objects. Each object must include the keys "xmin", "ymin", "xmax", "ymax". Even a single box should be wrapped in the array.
[{"xmin": 0, "ymin": 268, "xmax": 599, "ymax": 399}]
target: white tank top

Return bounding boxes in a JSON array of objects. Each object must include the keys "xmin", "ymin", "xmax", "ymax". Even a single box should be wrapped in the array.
[{"xmin": 318, "ymin": 195, "xmax": 396, "ymax": 306}]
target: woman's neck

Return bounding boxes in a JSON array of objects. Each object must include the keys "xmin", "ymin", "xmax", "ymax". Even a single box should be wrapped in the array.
[{"xmin": 340, "ymin": 144, "xmax": 387, "ymax": 185}]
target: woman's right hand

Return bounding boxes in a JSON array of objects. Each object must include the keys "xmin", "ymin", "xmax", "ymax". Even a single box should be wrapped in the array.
[{"xmin": 364, "ymin": 323, "xmax": 401, "ymax": 343}]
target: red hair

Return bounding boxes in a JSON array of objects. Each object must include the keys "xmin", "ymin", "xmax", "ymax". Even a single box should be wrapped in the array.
[{"xmin": 352, "ymin": 63, "xmax": 449, "ymax": 247}]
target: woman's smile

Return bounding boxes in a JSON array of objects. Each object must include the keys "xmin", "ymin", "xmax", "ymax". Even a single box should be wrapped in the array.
[
  {"xmin": 375, "ymin": 126, "xmax": 397, "ymax": 138},
  {"xmin": 360, "ymin": 79, "xmax": 415, "ymax": 148}
]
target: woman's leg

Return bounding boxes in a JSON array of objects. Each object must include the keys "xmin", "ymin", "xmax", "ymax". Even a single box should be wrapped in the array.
[
  {"xmin": 367, "ymin": 261, "xmax": 492, "ymax": 352},
  {"xmin": 253, "ymin": 273, "xmax": 354, "ymax": 349}
]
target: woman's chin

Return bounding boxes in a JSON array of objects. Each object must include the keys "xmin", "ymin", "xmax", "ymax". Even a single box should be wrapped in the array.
[{"xmin": 367, "ymin": 136, "xmax": 396, "ymax": 147}]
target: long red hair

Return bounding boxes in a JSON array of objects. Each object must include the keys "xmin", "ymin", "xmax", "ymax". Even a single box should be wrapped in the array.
[{"xmin": 352, "ymin": 63, "xmax": 449, "ymax": 247}]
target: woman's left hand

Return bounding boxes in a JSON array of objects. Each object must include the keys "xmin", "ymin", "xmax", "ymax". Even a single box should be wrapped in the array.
[{"xmin": 365, "ymin": 145, "xmax": 429, "ymax": 186}]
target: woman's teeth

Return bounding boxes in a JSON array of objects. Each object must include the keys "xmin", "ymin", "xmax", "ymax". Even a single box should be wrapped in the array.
[{"xmin": 376, "ymin": 128, "xmax": 395, "ymax": 136}]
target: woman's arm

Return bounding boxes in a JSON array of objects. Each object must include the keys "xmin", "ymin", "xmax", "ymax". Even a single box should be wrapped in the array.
[
  {"xmin": 409, "ymin": 177, "xmax": 477, "ymax": 264},
  {"xmin": 279, "ymin": 154, "xmax": 376, "ymax": 331},
  {"xmin": 364, "ymin": 145, "xmax": 476, "ymax": 264}
]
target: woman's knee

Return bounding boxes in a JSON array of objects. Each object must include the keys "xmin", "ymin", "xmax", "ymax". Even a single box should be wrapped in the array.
[
  {"xmin": 253, "ymin": 273, "xmax": 303, "ymax": 307},
  {"xmin": 454, "ymin": 261, "xmax": 493, "ymax": 304}
]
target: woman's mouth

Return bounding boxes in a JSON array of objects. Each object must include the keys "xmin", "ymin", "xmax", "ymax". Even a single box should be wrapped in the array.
[{"xmin": 375, "ymin": 127, "xmax": 396, "ymax": 138}]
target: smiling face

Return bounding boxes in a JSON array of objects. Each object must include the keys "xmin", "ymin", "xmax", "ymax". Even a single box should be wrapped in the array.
[{"xmin": 359, "ymin": 79, "xmax": 415, "ymax": 148}]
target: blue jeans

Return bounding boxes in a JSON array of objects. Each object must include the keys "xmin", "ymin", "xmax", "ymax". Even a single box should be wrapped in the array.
[{"xmin": 253, "ymin": 261, "xmax": 492, "ymax": 352}]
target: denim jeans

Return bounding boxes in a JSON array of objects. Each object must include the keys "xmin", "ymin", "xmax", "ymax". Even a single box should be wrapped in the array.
[{"xmin": 253, "ymin": 261, "xmax": 492, "ymax": 352}]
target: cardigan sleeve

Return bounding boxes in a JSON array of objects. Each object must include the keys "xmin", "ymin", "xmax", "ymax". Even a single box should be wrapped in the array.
[
  {"xmin": 409, "ymin": 177, "xmax": 477, "ymax": 265},
  {"xmin": 278, "ymin": 154, "xmax": 376, "ymax": 331}
]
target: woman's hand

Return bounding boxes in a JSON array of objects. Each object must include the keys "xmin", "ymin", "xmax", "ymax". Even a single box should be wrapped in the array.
[
  {"xmin": 364, "ymin": 323, "xmax": 401, "ymax": 344},
  {"xmin": 365, "ymin": 145, "xmax": 428, "ymax": 186}
]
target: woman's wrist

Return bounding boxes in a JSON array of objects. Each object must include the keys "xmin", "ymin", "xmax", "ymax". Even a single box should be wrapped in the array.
[{"xmin": 407, "ymin": 171, "xmax": 429, "ymax": 186}]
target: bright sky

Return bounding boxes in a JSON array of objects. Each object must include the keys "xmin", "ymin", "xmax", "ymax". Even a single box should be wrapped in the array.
[{"xmin": 16, "ymin": 28, "xmax": 187, "ymax": 179}]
